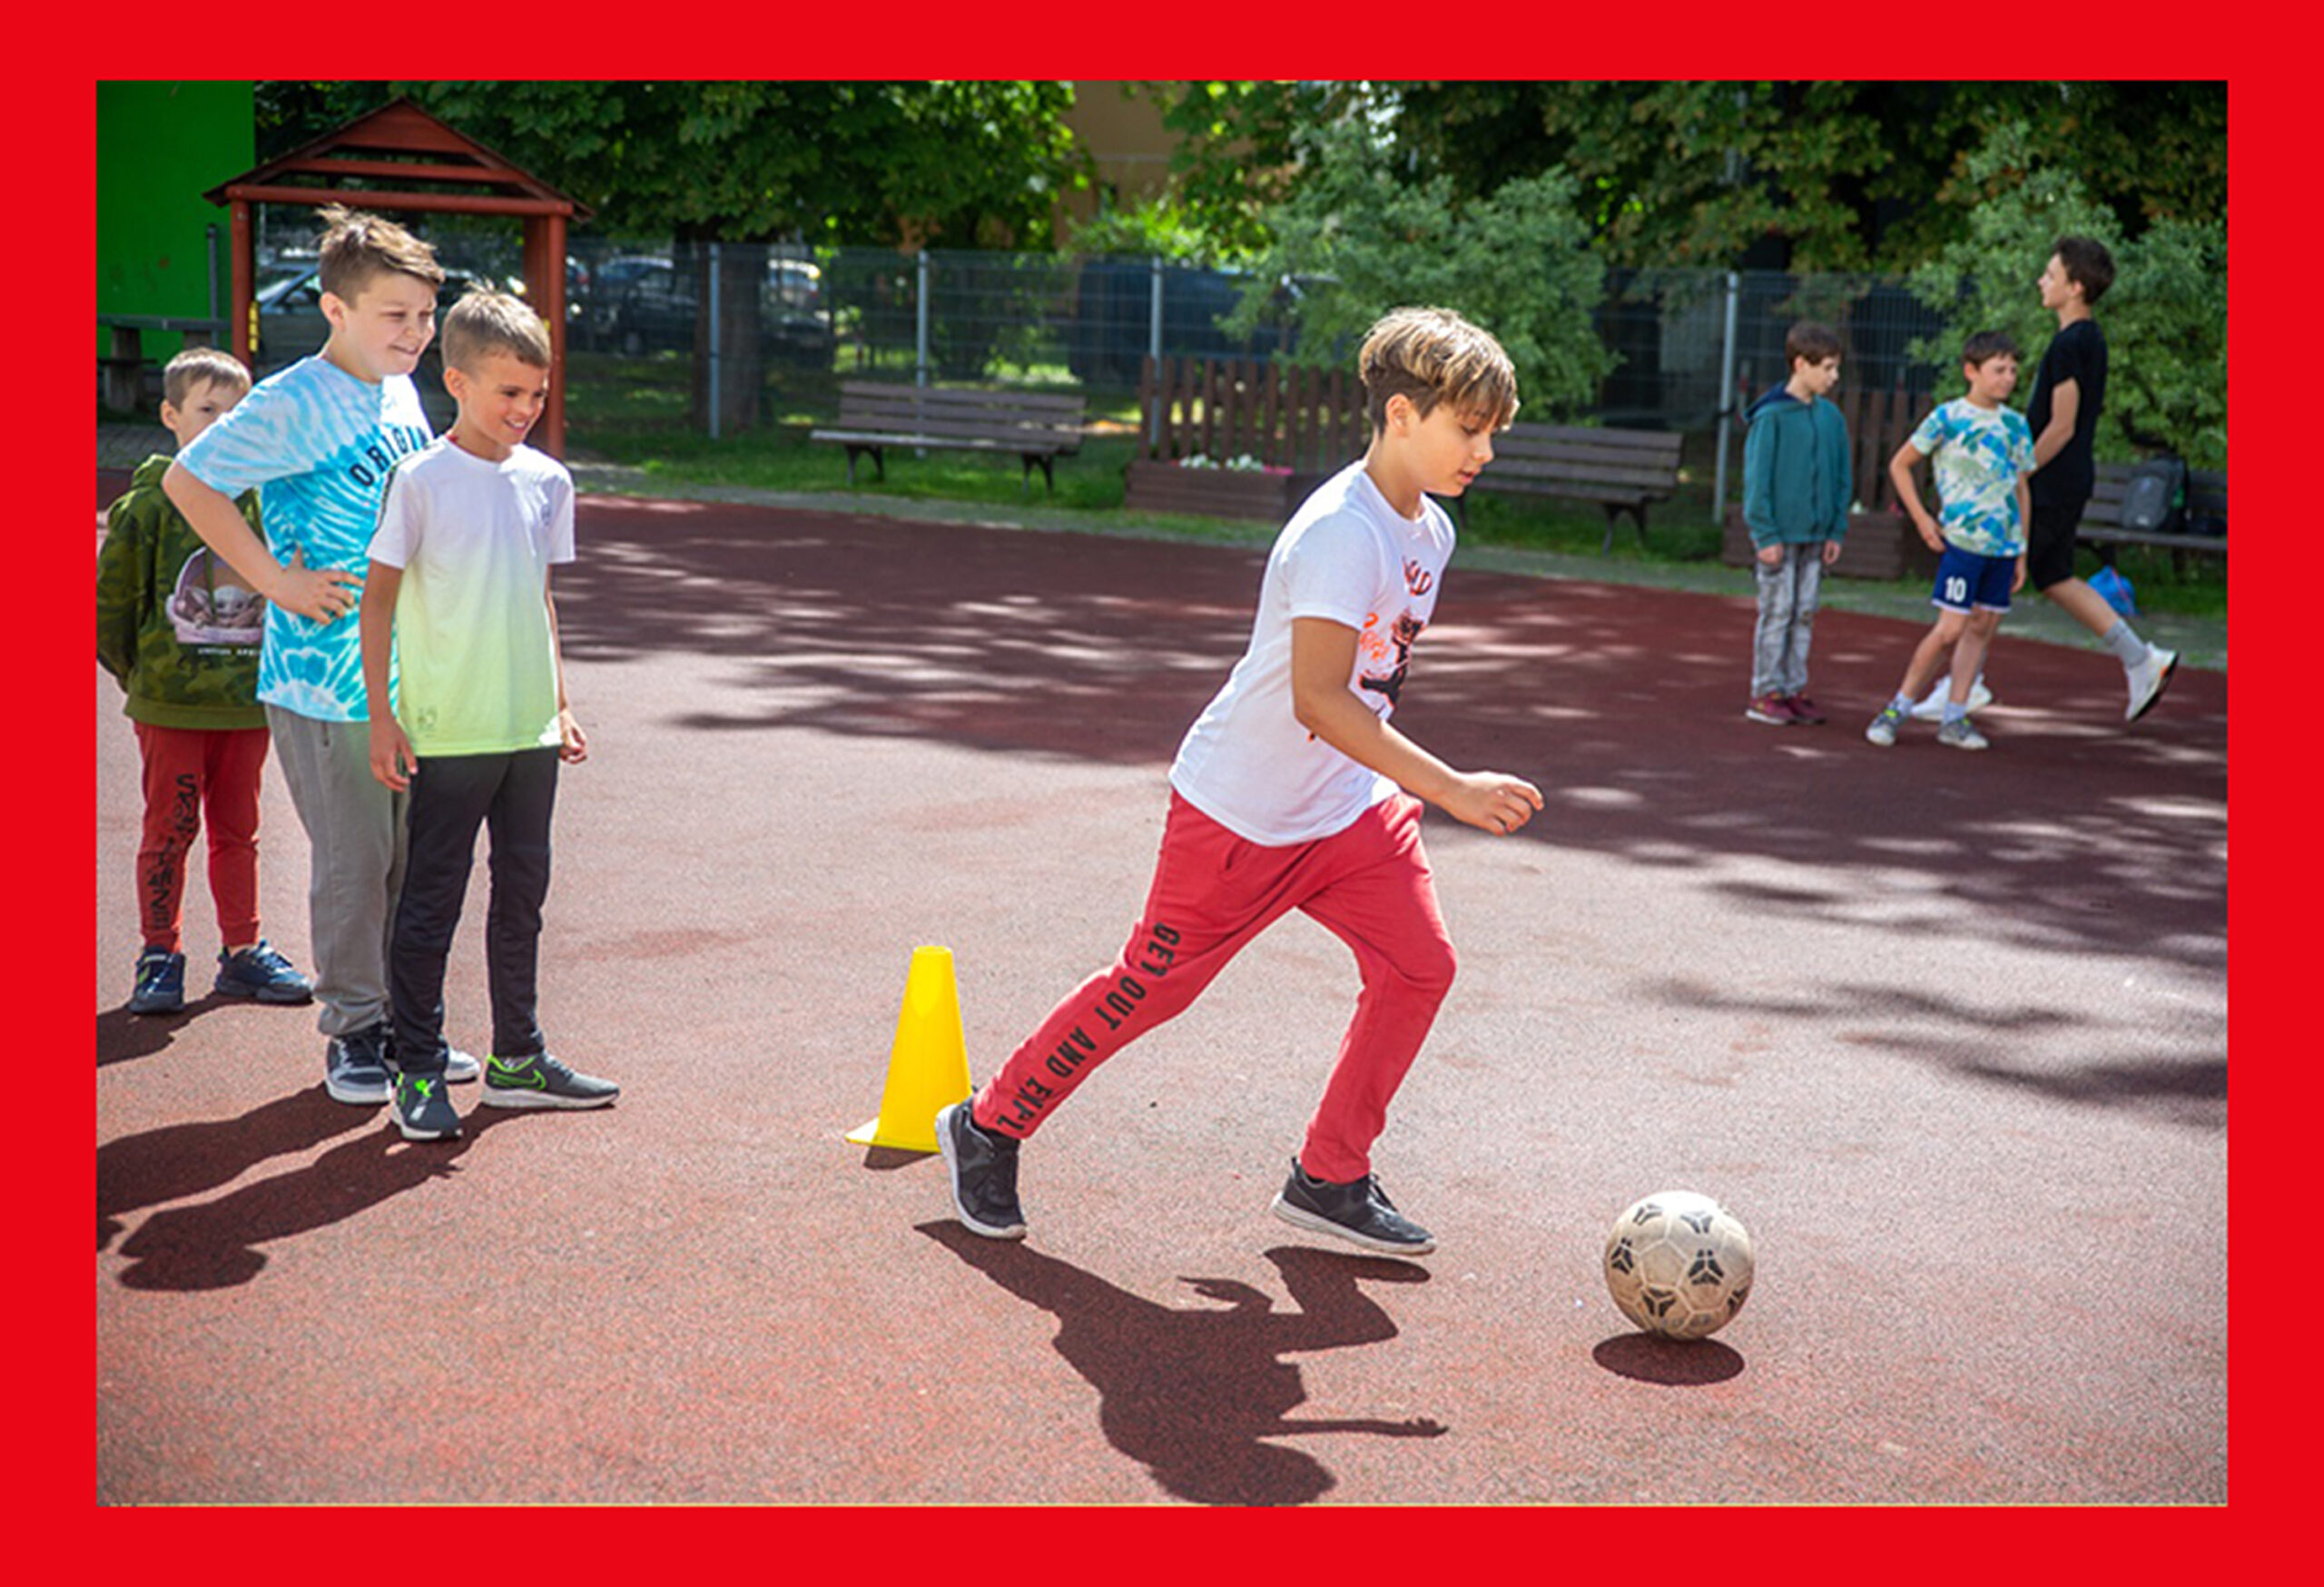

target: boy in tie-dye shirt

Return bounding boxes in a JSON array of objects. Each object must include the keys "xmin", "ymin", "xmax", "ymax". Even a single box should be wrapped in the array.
[
  {"xmin": 165, "ymin": 206, "xmax": 477, "ymax": 1107},
  {"xmin": 1864, "ymin": 330, "xmax": 2035, "ymax": 752}
]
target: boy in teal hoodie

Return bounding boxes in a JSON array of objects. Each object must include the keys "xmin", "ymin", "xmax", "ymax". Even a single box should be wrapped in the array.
[
  {"xmin": 98, "ymin": 348, "xmax": 312, "ymax": 1013},
  {"xmin": 1740, "ymin": 320, "xmax": 1852, "ymax": 725}
]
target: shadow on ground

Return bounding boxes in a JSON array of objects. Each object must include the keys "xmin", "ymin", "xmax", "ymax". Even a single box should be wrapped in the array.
[
  {"xmin": 553, "ymin": 497, "xmax": 2228, "ymax": 983},
  {"xmin": 921, "ymin": 1222, "xmax": 1443, "ymax": 1505}
]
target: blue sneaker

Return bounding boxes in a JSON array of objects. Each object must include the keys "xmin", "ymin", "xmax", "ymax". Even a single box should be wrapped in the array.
[
  {"xmin": 324, "ymin": 1022, "xmax": 395, "ymax": 1107},
  {"xmin": 130, "ymin": 948, "xmax": 185, "ymax": 1014},
  {"xmin": 212, "ymin": 940, "xmax": 314, "ymax": 1004},
  {"xmin": 390, "ymin": 1070, "xmax": 462, "ymax": 1140}
]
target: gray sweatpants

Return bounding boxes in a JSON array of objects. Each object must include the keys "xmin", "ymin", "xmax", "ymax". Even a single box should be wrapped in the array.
[
  {"xmin": 266, "ymin": 705, "xmax": 408, "ymax": 1039},
  {"xmin": 1751, "ymin": 544, "xmax": 1827, "ymax": 698}
]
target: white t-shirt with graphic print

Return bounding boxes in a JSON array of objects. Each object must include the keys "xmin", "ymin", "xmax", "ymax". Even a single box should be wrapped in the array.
[{"xmin": 1169, "ymin": 460, "xmax": 1454, "ymax": 846}]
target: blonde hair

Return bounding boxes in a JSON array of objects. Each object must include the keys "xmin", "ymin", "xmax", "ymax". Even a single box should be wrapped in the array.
[
  {"xmin": 315, "ymin": 204, "xmax": 444, "ymax": 301},
  {"xmin": 440, "ymin": 289, "xmax": 553, "ymax": 373},
  {"xmin": 1359, "ymin": 306, "xmax": 1519, "ymax": 433},
  {"xmin": 162, "ymin": 346, "xmax": 250, "ymax": 408}
]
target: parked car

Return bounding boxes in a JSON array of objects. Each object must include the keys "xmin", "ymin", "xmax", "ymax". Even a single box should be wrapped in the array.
[
  {"xmin": 251, "ymin": 264, "xmax": 511, "ymax": 375},
  {"xmin": 596, "ymin": 256, "xmax": 834, "ymax": 369}
]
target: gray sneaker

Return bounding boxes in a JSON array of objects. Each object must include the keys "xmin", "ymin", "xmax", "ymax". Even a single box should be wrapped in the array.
[
  {"xmin": 1269, "ymin": 1158, "xmax": 1436, "ymax": 1255},
  {"xmin": 1936, "ymin": 716, "xmax": 1991, "ymax": 751},
  {"xmin": 390, "ymin": 1070, "xmax": 462, "ymax": 1140},
  {"xmin": 323, "ymin": 1023, "xmax": 395, "ymax": 1106},
  {"xmin": 935, "ymin": 1100, "xmax": 1027, "ymax": 1240},
  {"xmin": 1865, "ymin": 703, "xmax": 1908, "ymax": 746},
  {"xmin": 478, "ymin": 1051, "xmax": 619, "ymax": 1109}
]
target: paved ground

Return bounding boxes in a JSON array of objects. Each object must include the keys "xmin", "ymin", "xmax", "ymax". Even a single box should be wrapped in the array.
[{"xmin": 94, "ymin": 474, "xmax": 2228, "ymax": 1510}]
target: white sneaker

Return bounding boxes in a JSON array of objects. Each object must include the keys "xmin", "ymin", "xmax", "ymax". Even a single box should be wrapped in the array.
[
  {"xmin": 1911, "ymin": 675, "xmax": 1995, "ymax": 721},
  {"xmin": 2125, "ymin": 647, "xmax": 2179, "ymax": 723},
  {"xmin": 1935, "ymin": 717, "xmax": 1990, "ymax": 752}
]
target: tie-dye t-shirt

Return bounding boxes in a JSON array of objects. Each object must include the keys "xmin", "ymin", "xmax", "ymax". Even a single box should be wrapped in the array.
[
  {"xmin": 175, "ymin": 355, "xmax": 434, "ymax": 721},
  {"xmin": 1908, "ymin": 398, "xmax": 2036, "ymax": 558}
]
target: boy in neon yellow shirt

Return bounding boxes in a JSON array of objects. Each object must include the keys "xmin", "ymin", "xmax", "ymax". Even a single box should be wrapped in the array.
[{"xmin": 359, "ymin": 290, "xmax": 616, "ymax": 1140}]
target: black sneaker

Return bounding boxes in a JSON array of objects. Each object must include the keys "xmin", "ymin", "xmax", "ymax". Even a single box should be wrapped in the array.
[
  {"xmin": 478, "ymin": 1051, "xmax": 619, "ymax": 1109},
  {"xmin": 323, "ymin": 1022, "xmax": 395, "ymax": 1106},
  {"xmin": 390, "ymin": 1070, "xmax": 462, "ymax": 1140},
  {"xmin": 212, "ymin": 940, "xmax": 314, "ymax": 1004},
  {"xmin": 935, "ymin": 1101, "xmax": 1027, "ymax": 1240},
  {"xmin": 130, "ymin": 948, "xmax": 185, "ymax": 1014},
  {"xmin": 1269, "ymin": 1158, "xmax": 1436, "ymax": 1255}
]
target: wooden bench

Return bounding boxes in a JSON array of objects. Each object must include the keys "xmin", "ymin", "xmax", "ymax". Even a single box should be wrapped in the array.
[
  {"xmin": 810, "ymin": 380, "xmax": 1087, "ymax": 495},
  {"xmin": 1458, "ymin": 422, "xmax": 1687, "ymax": 551},
  {"xmin": 2077, "ymin": 460, "xmax": 2228, "ymax": 559}
]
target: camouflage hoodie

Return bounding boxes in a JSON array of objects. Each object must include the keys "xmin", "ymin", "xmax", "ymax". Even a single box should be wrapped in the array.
[{"xmin": 95, "ymin": 455, "xmax": 268, "ymax": 729}]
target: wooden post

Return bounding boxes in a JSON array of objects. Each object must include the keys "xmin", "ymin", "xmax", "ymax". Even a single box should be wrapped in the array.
[{"xmin": 230, "ymin": 200, "xmax": 254, "ymax": 373}]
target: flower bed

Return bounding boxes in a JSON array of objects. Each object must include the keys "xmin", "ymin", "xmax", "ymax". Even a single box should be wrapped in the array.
[{"xmin": 1123, "ymin": 457, "xmax": 1298, "ymax": 522}]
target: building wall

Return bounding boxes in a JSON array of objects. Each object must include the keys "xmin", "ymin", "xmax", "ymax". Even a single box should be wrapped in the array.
[
  {"xmin": 96, "ymin": 82, "xmax": 254, "ymax": 360},
  {"xmin": 1059, "ymin": 82, "xmax": 1177, "ymax": 232}
]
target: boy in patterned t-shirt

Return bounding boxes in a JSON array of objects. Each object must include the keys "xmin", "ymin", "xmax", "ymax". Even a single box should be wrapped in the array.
[
  {"xmin": 165, "ymin": 206, "xmax": 478, "ymax": 1104},
  {"xmin": 359, "ymin": 291, "xmax": 615, "ymax": 1142},
  {"xmin": 1865, "ymin": 330, "xmax": 2037, "ymax": 752}
]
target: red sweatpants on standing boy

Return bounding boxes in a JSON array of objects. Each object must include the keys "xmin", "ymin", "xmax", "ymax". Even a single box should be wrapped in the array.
[
  {"xmin": 972, "ymin": 790, "xmax": 1454, "ymax": 1184},
  {"xmin": 133, "ymin": 722, "xmax": 269, "ymax": 952}
]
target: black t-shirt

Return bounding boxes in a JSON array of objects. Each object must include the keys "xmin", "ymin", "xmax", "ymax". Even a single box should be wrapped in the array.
[{"xmin": 2026, "ymin": 317, "xmax": 2107, "ymax": 508}]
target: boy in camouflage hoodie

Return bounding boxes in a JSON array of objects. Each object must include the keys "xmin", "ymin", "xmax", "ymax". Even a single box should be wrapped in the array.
[{"xmin": 98, "ymin": 348, "xmax": 312, "ymax": 1013}]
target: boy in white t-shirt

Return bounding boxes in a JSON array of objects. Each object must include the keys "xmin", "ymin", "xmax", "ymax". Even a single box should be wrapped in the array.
[
  {"xmin": 359, "ymin": 291, "xmax": 615, "ymax": 1141},
  {"xmin": 938, "ymin": 307, "xmax": 1542, "ymax": 1255}
]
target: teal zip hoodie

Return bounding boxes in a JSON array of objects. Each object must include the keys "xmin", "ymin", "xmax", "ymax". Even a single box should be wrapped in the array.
[
  {"xmin": 95, "ymin": 455, "xmax": 268, "ymax": 729},
  {"xmin": 1741, "ymin": 385, "xmax": 1852, "ymax": 548}
]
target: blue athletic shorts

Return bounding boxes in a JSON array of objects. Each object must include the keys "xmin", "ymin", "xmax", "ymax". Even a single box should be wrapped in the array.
[{"xmin": 1932, "ymin": 546, "xmax": 2016, "ymax": 614}]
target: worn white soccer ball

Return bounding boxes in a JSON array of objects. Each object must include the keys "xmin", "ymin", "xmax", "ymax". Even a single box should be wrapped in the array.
[{"xmin": 1603, "ymin": 1189, "xmax": 1754, "ymax": 1340}]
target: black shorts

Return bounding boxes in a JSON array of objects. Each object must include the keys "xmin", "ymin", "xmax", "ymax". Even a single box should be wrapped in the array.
[{"xmin": 2026, "ymin": 498, "xmax": 2084, "ymax": 591}]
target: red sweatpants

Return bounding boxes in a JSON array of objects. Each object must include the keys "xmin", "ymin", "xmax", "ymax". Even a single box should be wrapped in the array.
[
  {"xmin": 133, "ymin": 722, "xmax": 270, "ymax": 953},
  {"xmin": 973, "ymin": 791, "xmax": 1456, "ymax": 1183}
]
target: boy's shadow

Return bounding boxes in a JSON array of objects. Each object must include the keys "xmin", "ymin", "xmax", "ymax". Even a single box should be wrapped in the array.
[
  {"xmin": 919, "ymin": 1222, "xmax": 1445, "ymax": 1506},
  {"xmin": 99, "ymin": 1088, "xmax": 375, "ymax": 1251},
  {"xmin": 109, "ymin": 1107, "xmax": 518, "ymax": 1290},
  {"xmin": 96, "ymin": 1002, "xmax": 221, "ymax": 1070}
]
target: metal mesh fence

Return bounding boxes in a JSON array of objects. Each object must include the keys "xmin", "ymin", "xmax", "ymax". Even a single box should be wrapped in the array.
[{"xmin": 235, "ymin": 212, "xmax": 1960, "ymax": 439}]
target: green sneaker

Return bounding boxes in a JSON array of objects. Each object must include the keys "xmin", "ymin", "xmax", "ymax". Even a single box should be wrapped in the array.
[
  {"xmin": 479, "ymin": 1051, "xmax": 619, "ymax": 1110},
  {"xmin": 1865, "ymin": 703, "xmax": 1908, "ymax": 747}
]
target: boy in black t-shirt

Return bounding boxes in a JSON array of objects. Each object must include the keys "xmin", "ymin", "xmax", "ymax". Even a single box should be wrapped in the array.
[{"xmin": 1916, "ymin": 235, "xmax": 2178, "ymax": 724}]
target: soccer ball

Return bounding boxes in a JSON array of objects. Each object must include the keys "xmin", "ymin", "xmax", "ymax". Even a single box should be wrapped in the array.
[{"xmin": 1603, "ymin": 1190, "xmax": 1754, "ymax": 1340}]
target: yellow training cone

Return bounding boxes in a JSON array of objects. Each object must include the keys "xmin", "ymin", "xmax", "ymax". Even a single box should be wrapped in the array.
[{"xmin": 847, "ymin": 945, "xmax": 972, "ymax": 1152}]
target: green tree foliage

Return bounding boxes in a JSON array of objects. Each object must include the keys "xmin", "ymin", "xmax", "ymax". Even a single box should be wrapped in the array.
[
  {"xmin": 1906, "ymin": 123, "xmax": 2226, "ymax": 468},
  {"xmin": 258, "ymin": 80, "xmax": 1088, "ymax": 249},
  {"xmin": 1138, "ymin": 82, "xmax": 2225, "ymax": 275},
  {"xmin": 1223, "ymin": 115, "xmax": 1611, "ymax": 419}
]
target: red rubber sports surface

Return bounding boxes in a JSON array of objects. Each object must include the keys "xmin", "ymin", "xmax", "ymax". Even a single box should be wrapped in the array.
[{"xmin": 97, "ymin": 483, "xmax": 2226, "ymax": 1507}]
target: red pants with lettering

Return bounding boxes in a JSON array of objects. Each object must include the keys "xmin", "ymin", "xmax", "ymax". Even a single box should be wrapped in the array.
[
  {"xmin": 973, "ymin": 791, "xmax": 1456, "ymax": 1183},
  {"xmin": 133, "ymin": 723, "xmax": 271, "ymax": 952}
]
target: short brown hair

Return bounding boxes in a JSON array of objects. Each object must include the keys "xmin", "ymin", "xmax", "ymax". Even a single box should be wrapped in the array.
[
  {"xmin": 1358, "ymin": 306, "xmax": 1519, "ymax": 433},
  {"xmin": 440, "ymin": 289, "xmax": 553, "ymax": 373},
  {"xmin": 315, "ymin": 204, "xmax": 445, "ymax": 301},
  {"xmin": 162, "ymin": 346, "xmax": 250, "ymax": 408},
  {"xmin": 2053, "ymin": 235, "xmax": 2116, "ymax": 306},
  {"xmin": 1785, "ymin": 320, "xmax": 1844, "ymax": 367},
  {"xmin": 1962, "ymin": 329, "xmax": 2021, "ymax": 368}
]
